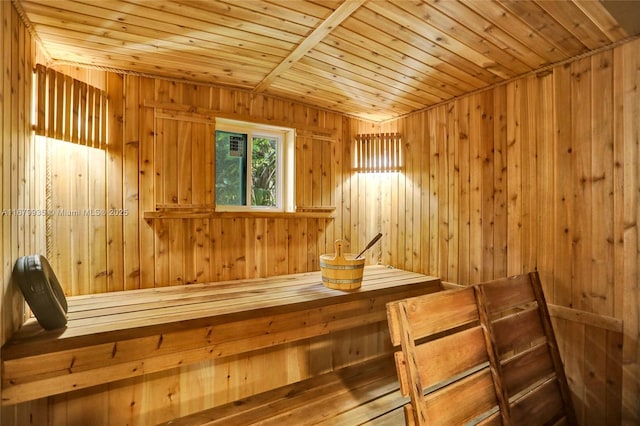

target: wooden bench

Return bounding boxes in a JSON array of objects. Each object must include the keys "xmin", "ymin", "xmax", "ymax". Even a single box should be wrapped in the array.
[
  {"xmin": 386, "ymin": 272, "xmax": 577, "ymax": 425},
  {"xmin": 159, "ymin": 354, "xmax": 408, "ymax": 426},
  {"xmin": 1, "ymin": 265, "xmax": 441, "ymax": 406}
]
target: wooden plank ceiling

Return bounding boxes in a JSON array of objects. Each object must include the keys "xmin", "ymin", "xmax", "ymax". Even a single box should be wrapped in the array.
[{"xmin": 16, "ymin": 0, "xmax": 640, "ymax": 121}]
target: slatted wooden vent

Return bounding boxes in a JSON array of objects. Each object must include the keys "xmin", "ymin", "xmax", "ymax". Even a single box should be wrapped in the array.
[
  {"xmin": 34, "ymin": 64, "xmax": 108, "ymax": 148},
  {"xmin": 353, "ymin": 133, "xmax": 402, "ymax": 173}
]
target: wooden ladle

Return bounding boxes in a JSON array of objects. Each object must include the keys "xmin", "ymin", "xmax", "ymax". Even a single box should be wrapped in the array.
[{"xmin": 355, "ymin": 233, "xmax": 383, "ymax": 259}]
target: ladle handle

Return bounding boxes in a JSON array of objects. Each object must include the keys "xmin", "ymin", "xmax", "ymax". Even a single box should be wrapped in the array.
[{"xmin": 356, "ymin": 233, "xmax": 383, "ymax": 259}]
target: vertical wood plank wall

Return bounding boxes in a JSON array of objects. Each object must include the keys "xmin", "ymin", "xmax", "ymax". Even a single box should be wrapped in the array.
[
  {"xmin": 370, "ymin": 39, "xmax": 639, "ymax": 425},
  {"xmin": 1, "ymin": 4, "xmax": 638, "ymax": 422},
  {"xmin": 0, "ymin": 3, "xmax": 46, "ymax": 424}
]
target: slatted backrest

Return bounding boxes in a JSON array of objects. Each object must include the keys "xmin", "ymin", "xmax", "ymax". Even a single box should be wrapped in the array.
[
  {"xmin": 386, "ymin": 287, "xmax": 499, "ymax": 425},
  {"xmin": 386, "ymin": 272, "xmax": 577, "ymax": 426},
  {"xmin": 477, "ymin": 272, "xmax": 577, "ymax": 426}
]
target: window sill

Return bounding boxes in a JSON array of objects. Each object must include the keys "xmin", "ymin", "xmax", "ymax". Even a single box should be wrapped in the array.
[{"xmin": 144, "ymin": 205, "xmax": 335, "ymax": 220}]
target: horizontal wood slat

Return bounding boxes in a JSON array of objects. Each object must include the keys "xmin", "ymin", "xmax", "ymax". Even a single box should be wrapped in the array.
[
  {"xmin": 386, "ymin": 287, "xmax": 477, "ymax": 346},
  {"xmin": 394, "ymin": 325, "xmax": 488, "ymax": 396},
  {"xmin": 501, "ymin": 343, "xmax": 555, "ymax": 397},
  {"xmin": 423, "ymin": 368, "xmax": 498, "ymax": 426},
  {"xmin": 510, "ymin": 377, "xmax": 565, "ymax": 425}
]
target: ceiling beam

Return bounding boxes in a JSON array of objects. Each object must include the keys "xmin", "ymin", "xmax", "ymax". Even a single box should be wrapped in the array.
[{"xmin": 254, "ymin": 0, "xmax": 367, "ymax": 93}]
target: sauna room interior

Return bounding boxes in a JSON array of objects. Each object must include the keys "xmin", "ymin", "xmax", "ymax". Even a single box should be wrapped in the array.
[{"xmin": 1, "ymin": 0, "xmax": 640, "ymax": 425}]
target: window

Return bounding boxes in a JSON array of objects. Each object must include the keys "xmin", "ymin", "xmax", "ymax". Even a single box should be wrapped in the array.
[{"xmin": 215, "ymin": 118, "xmax": 294, "ymax": 212}]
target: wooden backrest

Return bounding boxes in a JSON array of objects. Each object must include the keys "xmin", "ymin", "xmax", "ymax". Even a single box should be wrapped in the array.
[{"xmin": 386, "ymin": 272, "xmax": 577, "ymax": 426}]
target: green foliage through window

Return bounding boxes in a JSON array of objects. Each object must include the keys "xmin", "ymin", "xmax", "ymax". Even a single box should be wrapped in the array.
[
  {"xmin": 251, "ymin": 137, "xmax": 277, "ymax": 207},
  {"xmin": 215, "ymin": 130, "xmax": 278, "ymax": 208}
]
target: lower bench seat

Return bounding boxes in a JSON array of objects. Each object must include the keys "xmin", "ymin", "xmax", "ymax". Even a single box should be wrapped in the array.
[{"xmin": 160, "ymin": 355, "xmax": 407, "ymax": 426}]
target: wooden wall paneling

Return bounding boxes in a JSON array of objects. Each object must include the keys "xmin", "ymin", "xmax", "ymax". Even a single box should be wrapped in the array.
[
  {"xmin": 553, "ymin": 63, "xmax": 574, "ymax": 308},
  {"xmin": 585, "ymin": 325, "xmax": 608, "ymax": 425},
  {"xmin": 139, "ymin": 77, "xmax": 156, "ymax": 288},
  {"xmin": 571, "ymin": 56, "xmax": 593, "ymax": 314},
  {"xmin": 66, "ymin": 386, "xmax": 109, "ymax": 426},
  {"xmin": 179, "ymin": 361, "xmax": 214, "ymax": 418},
  {"xmin": 457, "ymin": 98, "xmax": 470, "ymax": 284},
  {"xmin": 349, "ymin": 127, "xmax": 361, "ymax": 258},
  {"xmin": 124, "ymin": 75, "xmax": 141, "ymax": 290},
  {"xmin": 522, "ymin": 76, "xmax": 539, "ymax": 275},
  {"xmin": 49, "ymin": 144, "xmax": 72, "ymax": 294},
  {"xmin": 397, "ymin": 130, "xmax": 407, "ymax": 270},
  {"xmin": 564, "ymin": 57, "xmax": 589, "ymax": 424},
  {"xmin": 89, "ymin": 139, "xmax": 107, "ymax": 294},
  {"xmin": 273, "ymin": 218, "xmax": 290, "ymax": 276},
  {"xmin": 169, "ymin": 218, "xmax": 185, "ymax": 285},
  {"xmin": 401, "ymin": 118, "xmax": 414, "ymax": 271},
  {"xmin": 536, "ymin": 71, "xmax": 556, "ymax": 300},
  {"xmin": 307, "ymin": 218, "xmax": 320, "ymax": 270},
  {"xmin": 190, "ymin": 120, "xmax": 204, "ymax": 205},
  {"xmin": 9, "ymin": 3, "xmax": 19, "ymax": 301},
  {"xmin": 299, "ymin": 133, "xmax": 313, "ymax": 208},
  {"xmin": 506, "ymin": 80, "xmax": 522, "ymax": 277},
  {"xmin": 154, "ymin": 219, "xmax": 170, "ymax": 285},
  {"xmin": 72, "ymin": 144, "xmax": 89, "ymax": 295},
  {"xmin": 157, "ymin": 117, "xmax": 177, "ymax": 205},
  {"xmin": 436, "ymin": 108, "xmax": 449, "ymax": 279},
  {"xmin": 142, "ymin": 368, "xmax": 181, "ymax": 424},
  {"xmin": 444, "ymin": 104, "xmax": 458, "ymax": 283},
  {"xmin": 492, "ymin": 85, "xmax": 508, "ymax": 280},
  {"xmin": 416, "ymin": 111, "xmax": 431, "ymax": 274},
  {"xmin": 106, "ymin": 376, "xmax": 144, "ymax": 426},
  {"xmin": 311, "ymin": 137, "xmax": 323, "ymax": 208},
  {"xmin": 469, "ymin": 93, "xmax": 483, "ymax": 284},
  {"xmin": 177, "ymin": 120, "xmax": 192, "ymax": 204},
  {"xmin": 17, "ymin": 22, "xmax": 25, "ymax": 274},
  {"xmin": 426, "ymin": 109, "xmax": 438, "ymax": 276},
  {"xmin": 152, "ymin": 115, "xmax": 167, "ymax": 207},
  {"xmin": 619, "ymin": 38, "xmax": 640, "ymax": 426},
  {"xmin": 590, "ymin": 50, "xmax": 615, "ymax": 317},
  {"xmin": 220, "ymin": 218, "xmax": 233, "ymax": 281},
  {"xmin": 287, "ymin": 218, "xmax": 303, "ymax": 274},
  {"xmin": 480, "ymin": 90, "xmax": 495, "ymax": 282},
  {"xmin": 327, "ymin": 116, "xmax": 339, "ymax": 251},
  {"xmin": 408, "ymin": 113, "xmax": 423, "ymax": 273},
  {"xmin": 210, "ymin": 218, "xmax": 223, "ymax": 282},
  {"xmin": 107, "ymin": 72, "xmax": 124, "ymax": 293},
  {"xmin": 552, "ymin": 62, "xmax": 583, "ymax": 423},
  {"xmin": 605, "ymin": 329, "xmax": 623, "ymax": 424},
  {"xmin": 241, "ymin": 217, "xmax": 254, "ymax": 279},
  {"xmin": 192, "ymin": 218, "xmax": 209, "ymax": 283},
  {"xmin": 340, "ymin": 117, "xmax": 351, "ymax": 254},
  {"xmin": 251, "ymin": 218, "xmax": 265, "ymax": 277},
  {"xmin": 1, "ymin": 4, "xmax": 43, "ymax": 424}
]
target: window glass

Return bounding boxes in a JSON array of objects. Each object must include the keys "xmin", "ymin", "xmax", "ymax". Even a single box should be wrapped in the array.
[
  {"xmin": 251, "ymin": 136, "xmax": 277, "ymax": 207},
  {"xmin": 215, "ymin": 130, "xmax": 248, "ymax": 206},
  {"xmin": 214, "ymin": 119, "xmax": 294, "ymax": 212}
]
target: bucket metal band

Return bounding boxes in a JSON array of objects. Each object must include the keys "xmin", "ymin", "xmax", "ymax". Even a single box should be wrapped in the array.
[
  {"xmin": 319, "ymin": 262, "xmax": 364, "ymax": 270},
  {"xmin": 322, "ymin": 277, "xmax": 362, "ymax": 284}
]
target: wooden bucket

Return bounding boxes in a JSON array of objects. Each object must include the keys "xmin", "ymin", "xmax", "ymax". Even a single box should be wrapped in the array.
[{"xmin": 319, "ymin": 240, "xmax": 365, "ymax": 290}]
